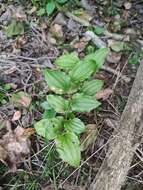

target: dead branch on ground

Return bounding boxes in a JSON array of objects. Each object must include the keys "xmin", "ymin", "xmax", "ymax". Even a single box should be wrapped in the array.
[{"xmin": 90, "ymin": 60, "xmax": 143, "ymax": 190}]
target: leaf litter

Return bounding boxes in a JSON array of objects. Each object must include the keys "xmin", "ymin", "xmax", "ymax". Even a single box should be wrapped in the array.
[{"xmin": 0, "ymin": 121, "xmax": 34, "ymax": 172}]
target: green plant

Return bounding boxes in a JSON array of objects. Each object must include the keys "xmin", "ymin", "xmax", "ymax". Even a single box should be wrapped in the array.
[
  {"xmin": 34, "ymin": 48, "xmax": 108, "ymax": 167},
  {"xmin": 0, "ymin": 83, "xmax": 12, "ymax": 105},
  {"xmin": 128, "ymin": 51, "xmax": 143, "ymax": 65},
  {"xmin": 32, "ymin": 0, "xmax": 68, "ymax": 16},
  {"xmin": 5, "ymin": 19, "xmax": 25, "ymax": 37}
]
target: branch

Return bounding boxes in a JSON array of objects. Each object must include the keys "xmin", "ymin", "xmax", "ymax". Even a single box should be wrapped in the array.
[{"xmin": 90, "ymin": 61, "xmax": 143, "ymax": 190}]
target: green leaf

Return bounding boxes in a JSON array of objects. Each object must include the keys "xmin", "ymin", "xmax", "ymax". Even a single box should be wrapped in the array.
[
  {"xmin": 55, "ymin": 132, "xmax": 80, "ymax": 167},
  {"xmin": 110, "ymin": 42, "xmax": 124, "ymax": 52},
  {"xmin": 94, "ymin": 26, "xmax": 105, "ymax": 35},
  {"xmin": 43, "ymin": 109, "xmax": 56, "ymax": 119},
  {"xmin": 41, "ymin": 101, "xmax": 56, "ymax": 118},
  {"xmin": 128, "ymin": 54, "xmax": 139, "ymax": 65},
  {"xmin": 11, "ymin": 91, "xmax": 31, "ymax": 108},
  {"xmin": 68, "ymin": 81, "xmax": 80, "ymax": 94},
  {"xmin": 37, "ymin": 8, "xmax": 46, "ymax": 16},
  {"xmin": 70, "ymin": 48, "xmax": 108, "ymax": 82},
  {"xmin": 51, "ymin": 116, "xmax": 63, "ymax": 126},
  {"xmin": 70, "ymin": 60, "xmax": 96, "ymax": 82},
  {"xmin": 55, "ymin": 52, "xmax": 80, "ymax": 70},
  {"xmin": 71, "ymin": 93, "xmax": 101, "ymax": 112},
  {"xmin": 47, "ymin": 95, "xmax": 69, "ymax": 113},
  {"xmin": 41, "ymin": 101, "xmax": 51, "ymax": 110},
  {"xmin": 81, "ymin": 80, "xmax": 104, "ymax": 96},
  {"xmin": 4, "ymin": 84, "xmax": 12, "ymax": 91},
  {"xmin": 34, "ymin": 119, "xmax": 56, "ymax": 140},
  {"xmin": 0, "ymin": 91, "xmax": 7, "ymax": 104},
  {"xmin": 5, "ymin": 20, "xmax": 24, "ymax": 37},
  {"xmin": 44, "ymin": 69, "xmax": 71, "ymax": 94},
  {"xmin": 64, "ymin": 118, "xmax": 85, "ymax": 134},
  {"xmin": 84, "ymin": 48, "xmax": 108, "ymax": 71},
  {"xmin": 57, "ymin": 0, "xmax": 68, "ymax": 4},
  {"xmin": 46, "ymin": 1, "xmax": 56, "ymax": 15}
]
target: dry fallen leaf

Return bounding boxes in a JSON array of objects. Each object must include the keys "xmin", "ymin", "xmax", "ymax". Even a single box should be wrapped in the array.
[
  {"xmin": 11, "ymin": 91, "xmax": 31, "ymax": 108},
  {"xmin": 12, "ymin": 36, "xmax": 28, "ymax": 50},
  {"xmin": 14, "ymin": 7, "xmax": 26, "ymax": 20},
  {"xmin": 81, "ymin": 124, "xmax": 98, "ymax": 151},
  {"xmin": 50, "ymin": 24, "xmax": 63, "ymax": 38},
  {"xmin": 106, "ymin": 51, "xmax": 121, "ymax": 64},
  {"xmin": 28, "ymin": 6, "xmax": 37, "ymax": 15},
  {"xmin": 95, "ymin": 88, "xmax": 113, "ymax": 100},
  {"xmin": 22, "ymin": 128, "xmax": 35, "ymax": 138},
  {"xmin": 73, "ymin": 41, "xmax": 87, "ymax": 52},
  {"xmin": 18, "ymin": 96, "xmax": 31, "ymax": 107},
  {"xmin": 0, "ymin": 145, "xmax": 8, "ymax": 164},
  {"xmin": 73, "ymin": 9, "xmax": 92, "ymax": 22},
  {"xmin": 12, "ymin": 111, "xmax": 21, "ymax": 121},
  {"xmin": 0, "ymin": 125, "xmax": 34, "ymax": 171}
]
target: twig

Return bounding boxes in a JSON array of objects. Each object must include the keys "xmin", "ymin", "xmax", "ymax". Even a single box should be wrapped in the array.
[
  {"xmin": 65, "ymin": 12, "xmax": 127, "ymax": 41},
  {"xmin": 65, "ymin": 12, "xmax": 90, "ymax": 26},
  {"xmin": 104, "ymin": 31, "xmax": 125, "ymax": 40},
  {"xmin": 81, "ymin": 0, "xmax": 95, "ymax": 12},
  {"xmin": 0, "ymin": 56, "xmax": 54, "ymax": 70},
  {"xmin": 85, "ymin": 31, "xmax": 106, "ymax": 48},
  {"xmin": 102, "ymin": 65, "xmax": 131, "ymax": 83}
]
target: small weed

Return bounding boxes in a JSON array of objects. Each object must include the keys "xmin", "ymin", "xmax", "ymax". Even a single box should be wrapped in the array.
[
  {"xmin": 117, "ymin": 95, "xmax": 127, "ymax": 113},
  {"xmin": 128, "ymin": 51, "xmax": 143, "ymax": 65},
  {"xmin": 34, "ymin": 48, "xmax": 108, "ymax": 167},
  {"xmin": 0, "ymin": 83, "xmax": 12, "ymax": 105},
  {"xmin": 31, "ymin": 0, "xmax": 68, "ymax": 16}
]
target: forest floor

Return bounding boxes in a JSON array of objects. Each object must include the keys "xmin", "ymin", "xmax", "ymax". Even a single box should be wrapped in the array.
[{"xmin": 0, "ymin": 0, "xmax": 143, "ymax": 190}]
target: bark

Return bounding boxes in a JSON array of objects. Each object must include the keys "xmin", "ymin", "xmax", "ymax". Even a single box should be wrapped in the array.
[{"xmin": 90, "ymin": 61, "xmax": 143, "ymax": 190}]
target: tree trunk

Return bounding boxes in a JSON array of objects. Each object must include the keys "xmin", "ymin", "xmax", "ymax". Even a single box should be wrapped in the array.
[{"xmin": 90, "ymin": 61, "xmax": 143, "ymax": 190}]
